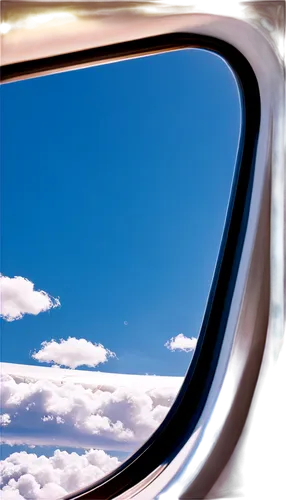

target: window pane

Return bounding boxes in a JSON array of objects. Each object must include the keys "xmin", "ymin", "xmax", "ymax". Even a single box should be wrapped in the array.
[{"xmin": 0, "ymin": 49, "xmax": 240, "ymax": 498}]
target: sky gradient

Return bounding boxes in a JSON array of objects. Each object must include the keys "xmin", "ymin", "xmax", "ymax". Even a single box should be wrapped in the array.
[{"xmin": 1, "ymin": 49, "xmax": 240, "ymax": 376}]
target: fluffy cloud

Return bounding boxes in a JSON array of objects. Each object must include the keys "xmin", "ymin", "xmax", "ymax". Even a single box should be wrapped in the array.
[
  {"xmin": 1, "ymin": 363, "xmax": 182, "ymax": 452},
  {"xmin": 32, "ymin": 337, "xmax": 116, "ymax": 369},
  {"xmin": 0, "ymin": 275, "xmax": 60, "ymax": 322},
  {"xmin": 0, "ymin": 414, "xmax": 11, "ymax": 426},
  {"xmin": 0, "ymin": 448, "xmax": 121, "ymax": 499},
  {"xmin": 165, "ymin": 333, "xmax": 197, "ymax": 352}
]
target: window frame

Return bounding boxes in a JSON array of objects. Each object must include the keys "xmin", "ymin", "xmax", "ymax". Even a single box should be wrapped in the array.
[{"xmin": 1, "ymin": 13, "xmax": 284, "ymax": 500}]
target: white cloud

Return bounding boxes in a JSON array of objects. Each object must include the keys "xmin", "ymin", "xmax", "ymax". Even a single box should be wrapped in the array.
[
  {"xmin": 32, "ymin": 337, "xmax": 116, "ymax": 369},
  {"xmin": 165, "ymin": 333, "xmax": 197, "ymax": 352},
  {"xmin": 0, "ymin": 414, "xmax": 11, "ymax": 426},
  {"xmin": 0, "ymin": 448, "xmax": 121, "ymax": 499},
  {"xmin": 0, "ymin": 363, "xmax": 182, "ymax": 452},
  {"xmin": 0, "ymin": 275, "xmax": 60, "ymax": 322}
]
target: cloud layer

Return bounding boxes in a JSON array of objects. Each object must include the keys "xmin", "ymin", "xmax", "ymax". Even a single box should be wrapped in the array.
[
  {"xmin": 1, "ymin": 263, "xmax": 196, "ymax": 495},
  {"xmin": 32, "ymin": 337, "xmax": 116, "ymax": 369},
  {"xmin": 165, "ymin": 333, "xmax": 197, "ymax": 352},
  {"xmin": 0, "ymin": 448, "xmax": 121, "ymax": 499},
  {"xmin": 0, "ymin": 275, "xmax": 60, "ymax": 322},
  {"xmin": 1, "ymin": 363, "xmax": 182, "ymax": 452}
]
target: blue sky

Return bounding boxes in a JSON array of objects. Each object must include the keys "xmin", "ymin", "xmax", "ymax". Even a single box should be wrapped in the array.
[{"xmin": 1, "ymin": 49, "xmax": 240, "ymax": 378}]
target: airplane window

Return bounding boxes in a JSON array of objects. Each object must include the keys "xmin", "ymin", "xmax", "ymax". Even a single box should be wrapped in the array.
[{"xmin": 0, "ymin": 49, "xmax": 241, "ymax": 499}]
